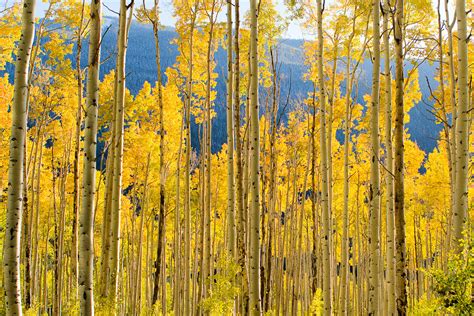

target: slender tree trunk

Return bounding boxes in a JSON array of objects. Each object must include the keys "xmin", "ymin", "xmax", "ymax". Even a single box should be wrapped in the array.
[
  {"xmin": 310, "ymin": 85, "xmax": 318, "ymax": 296},
  {"xmin": 131, "ymin": 153, "xmax": 150, "ymax": 315},
  {"xmin": 72, "ymin": 2, "xmax": 86, "ymax": 298},
  {"xmin": 393, "ymin": 0, "xmax": 408, "ymax": 313},
  {"xmin": 264, "ymin": 47, "xmax": 279, "ymax": 313},
  {"xmin": 201, "ymin": 5, "xmax": 217, "ymax": 303},
  {"xmin": 369, "ymin": 1, "xmax": 381, "ymax": 314},
  {"xmin": 198, "ymin": 122, "xmax": 206, "ymax": 311},
  {"xmin": 101, "ymin": 136, "xmax": 114, "ymax": 296},
  {"xmin": 226, "ymin": 0, "xmax": 235, "ymax": 260},
  {"xmin": 339, "ymin": 21, "xmax": 355, "ymax": 315},
  {"xmin": 248, "ymin": 0, "xmax": 261, "ymax": 313},
  {"xmin": 32, "ymin": 129, "xmax": 44, "ymax": 304},
  {"xmin": 56, "ymin": 141, "xmax": 71, "ymax": 315},
  {"xmin": 110, "ymin": 0, "xmax": 133, "ymax": 303},
  {"xmin": 432, "ymin": 1, "xmax": 455, "ymax": 239},
  {"xmin": 23, "ymin": 12, "xmax": 50, "ymax": 307},
  {"xmin": 383, "ymin": 1, "xmax": 396, "ymax": 314},
  {"xmin": 316, "ymin": 0, "xmax": 332, "ymax": 313},
  {"xmin": 234, "ymin": 0, "xmax": 249, "ymax": 312},
  {"xmin": 327, "ymin": 40, "xmax": 338, "ymax": 302},
  {"xmin": 24, "ymin": 123, "xmax": 41, "ymax": 308},
  {"xmin": 295, "ymin": 139, "xmax": 311, "ymax": 313},
  {"xmin": 4, "ymin": 1, "xmax": 36, "ymax": 314},
  {"xmin": 444, "ymin": 0, "xmax": 457, "ymax": 221},
  {"xmin": 79, "ymin": 0, "xmax": 101, "ymax": 313},
  {"xmin": 151, "ymin": 0, "xmax": 167, "ymax": 305},
  {"xmin": 452, "ymin": 0, "xmax": 469, "ymax": 252},
  {"xmin": 174, "ymin": 115, "xmax": 184, "ymax": 314},
  {"xmin": 183, "ymin": 8, "xmax": 197, "ymax": 315}
]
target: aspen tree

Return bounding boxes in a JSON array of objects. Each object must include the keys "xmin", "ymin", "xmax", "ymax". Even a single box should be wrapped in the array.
[
  {"xmin": 110, "ymin": 0, "xmax": 133, "ymax": 302},
  {"xmin": 174, "ymin": 116, "xmax": 185, "ymax": 315},
  {"xmin": 234, "ymin": 0, "xmax": 249, "ymax": 311},
  {"xmin": 33, "ymin": 129, "xmax": 45, "ymax": 305},
  {"xmin": 369, "ymin": 0, "xmax": 381, "ymax": 314},
  {"xmin": 452, "ymin": 0, "xmax": 469, "ymax": 252},
  {"xmin": 444, "ymin": 0, "xmax": 457, "ymax": 216},
  {"xmin": 249, "ymin": 0, "xmax": 261, "ymax": 313},
  {"xmin": 198, "ymin": 117, "xmax": 206, "ymax": 311},
  {"xmin": 101, "ymin": 76, "xmax": 117, "ymax": 297},
  {"xmin": 393, "ymin": 0, "xmax": 408, "ymax": 313},
  {"xmin": 430, "ymin": 1, "xmax": 454, "ymax": 238},
  {"xmin": 326, "ymin": 30, "xmax": 338, "ymax": 299},
  {"xmin": 226, "ymin": 0, "xmax": 235, "ymax": 260},
  {"xmin": 183, "ymin": 3, "xmax": 199, "ymax": 314},
  {"xmin": 295, "ymin": 139, "xmax": 311, "ymax": 314},
  {"xmin": 316, "ymin": 0, "xmax": 332, "ymax": 313},
  {"xmin": 55, "ymin": 141, "xmax": 71, "ymax": 315},
  {"xmin": 144, "ymin": 0, "xmax": 167, "ymax": 306},
  {"xmin": 132, "ymin": 153, "xmax": 150, "ymax": 316},
  {"xmin": 382, "ymin": 1, "xmax": 396, "ymax": 314},
  {"xmin": 25, "ymin": 118, "xmax": 43, "ymax": 307},
  {"xmin": 23, "ymin": 7, "xmax": 53, "ymax": 305},
  {"xmin": 79, "ymin": 0, "xmax": 101, "ymax": 313},
  {"xmin": 202, "ymin": 1, "xmax": 220, "ymax": 304},
  {"xmin": 4, "ymin": 1, "xmax": 36, "ymax": 314},
  {"xmin": 72, "ymin": 1, "xmax": 87, "ymax": 296},
  {"xmin": 434, "ymin": 2, "xmax": 456, "ymax": 260},
  {"xmin": 339, "ymin": 6, "xmax": 358, "ymax": 313},
  {"xmin": 311, "ymin": 86, "xmax": 318, "ymax": 296},
  {"xmin": 264, "ymin": 46, "xmax": 279, "ymax": 313}
]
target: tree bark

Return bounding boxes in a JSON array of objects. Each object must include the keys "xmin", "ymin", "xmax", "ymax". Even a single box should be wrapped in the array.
[
  {"xmin": 4, "ymin": 0, "xmax": 36, "ymax": 314},
  {"xmin": 369, "ymin": 1, "xmax": 381, "ymax": 314},
  {"xmin": 444, "ymin": 0, "xmax": 457, "ymax": 222},
  {"xmin": 339, "ymin": 12, "xmax": 356, "ymax": 314},
  {"xmin": 150, "ymin": 0, "xmax": 167, "ymax": 306},
  {"xmin": 183, "ymin": 5, "xmax": 197, "ymax": 314},
  {"xmin": 393, "ymin": 0, "xmax": 408, "ymax": 314},
  {"xmin": 234, "ymin": 0, "xmax": 249, "ymax": 312},
  {"xmin": 72, "ymin": 1, "xmax": 86, "ymax": 299},
  {"xmin": 226, "ymin": 0, "xmax": 236, "ymax": 260},
  {"xmin": 452, "ymin": 0, "xmax": 469, "ymax": 252},
  {"xmin": 316, "ymin": 0, "xmax": 332, "ymax": 314},
  {"xmin": 110, "ymin": 0, "xmax": 133, "ymax": 304},
  {"xmin": 382, "ymin": 1, "xmax": 395, "ymax": 314},
  {"xmin": 79, "ymin": 0, "xmax": 101, "ymax": 313},
  {"xmin": 249, "ymin": 0, "xmax": 261, "ymax": 314}
]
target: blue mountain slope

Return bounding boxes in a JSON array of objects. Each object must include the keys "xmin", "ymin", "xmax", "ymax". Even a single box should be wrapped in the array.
[
  {"xmin": 99, "ymin": 17, "xmax": 440, "ymax": 153},
  {"xmin": 7, "ymin": 16, "xmax": 441, "ymax": 154}
]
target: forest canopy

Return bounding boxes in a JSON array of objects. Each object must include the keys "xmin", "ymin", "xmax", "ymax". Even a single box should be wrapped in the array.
[{"xmin": 0, "ymin": 0, "xmax": 472, "ymax": 315}]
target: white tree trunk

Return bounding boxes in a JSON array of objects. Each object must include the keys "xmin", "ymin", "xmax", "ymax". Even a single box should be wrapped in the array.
[
  {"xmin": 79, "ymin": 0, "xmax": 101, "ymax": 313},
  {"xmin": 249, "ymin": 0, "xmax": 261, "ymax": 313},
  {"xmin": 4, "ymin": 1, "xmax": 36, "ymax": 314},
  {"xmin": 369, "ymin": 0, "xmax": 381, "ymax": 314},
  {"xmin": 383, "ymin": 1, "xmax": 396, "ymax": 314},
  {"xmin": 316, "ymin": 0, "xmax": 332, "ymax": 314},
  {"xmin": 110, "ymin": 0, "xmax": 132, "ymax": 302},
  {"xmin": 452, "ymin": 0, "xmax": 469, "ymax": 252},
  {"xmin": 393, "ymin": 0, "xmax": 408, "ymax": 313},
  {"xmin": 226, "ymin": 0, "xmax": 236, "ymax": 259}
]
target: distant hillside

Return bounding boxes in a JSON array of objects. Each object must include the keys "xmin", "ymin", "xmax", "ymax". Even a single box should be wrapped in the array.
[{"xmin": 17, "ymin": 16, "xmax": 444, "ymax": 154}]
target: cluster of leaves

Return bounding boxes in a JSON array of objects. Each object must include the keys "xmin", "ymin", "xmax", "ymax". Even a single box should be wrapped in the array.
[
  {"xmin": 200, "ymin": 252, "xmax": 240, "ymax": 315},
  {"xmin": 309, "ymin": 288, "xmax": 324, "ymax": 315},
  {"xmin": 429, "ymin": 244, "xmax": 474, "ymax": 314},
  {"xmin": 414, "ymin": 238, "xmax": 474, "ymax": 315}
]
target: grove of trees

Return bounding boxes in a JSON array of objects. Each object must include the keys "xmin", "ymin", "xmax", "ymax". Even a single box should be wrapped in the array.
[{"xmin": 0, "ymin": 0, "xmax": 472, "ymax": 315}]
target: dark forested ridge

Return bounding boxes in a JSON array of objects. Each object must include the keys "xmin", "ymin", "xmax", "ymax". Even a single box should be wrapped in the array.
[
  {"xmin": 101, "ymin": 17, "xmax": 442, "ymax": 153},
  {"xmin": 5, "ymin": 16, "xmax": 442, "ymax": 152}
]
